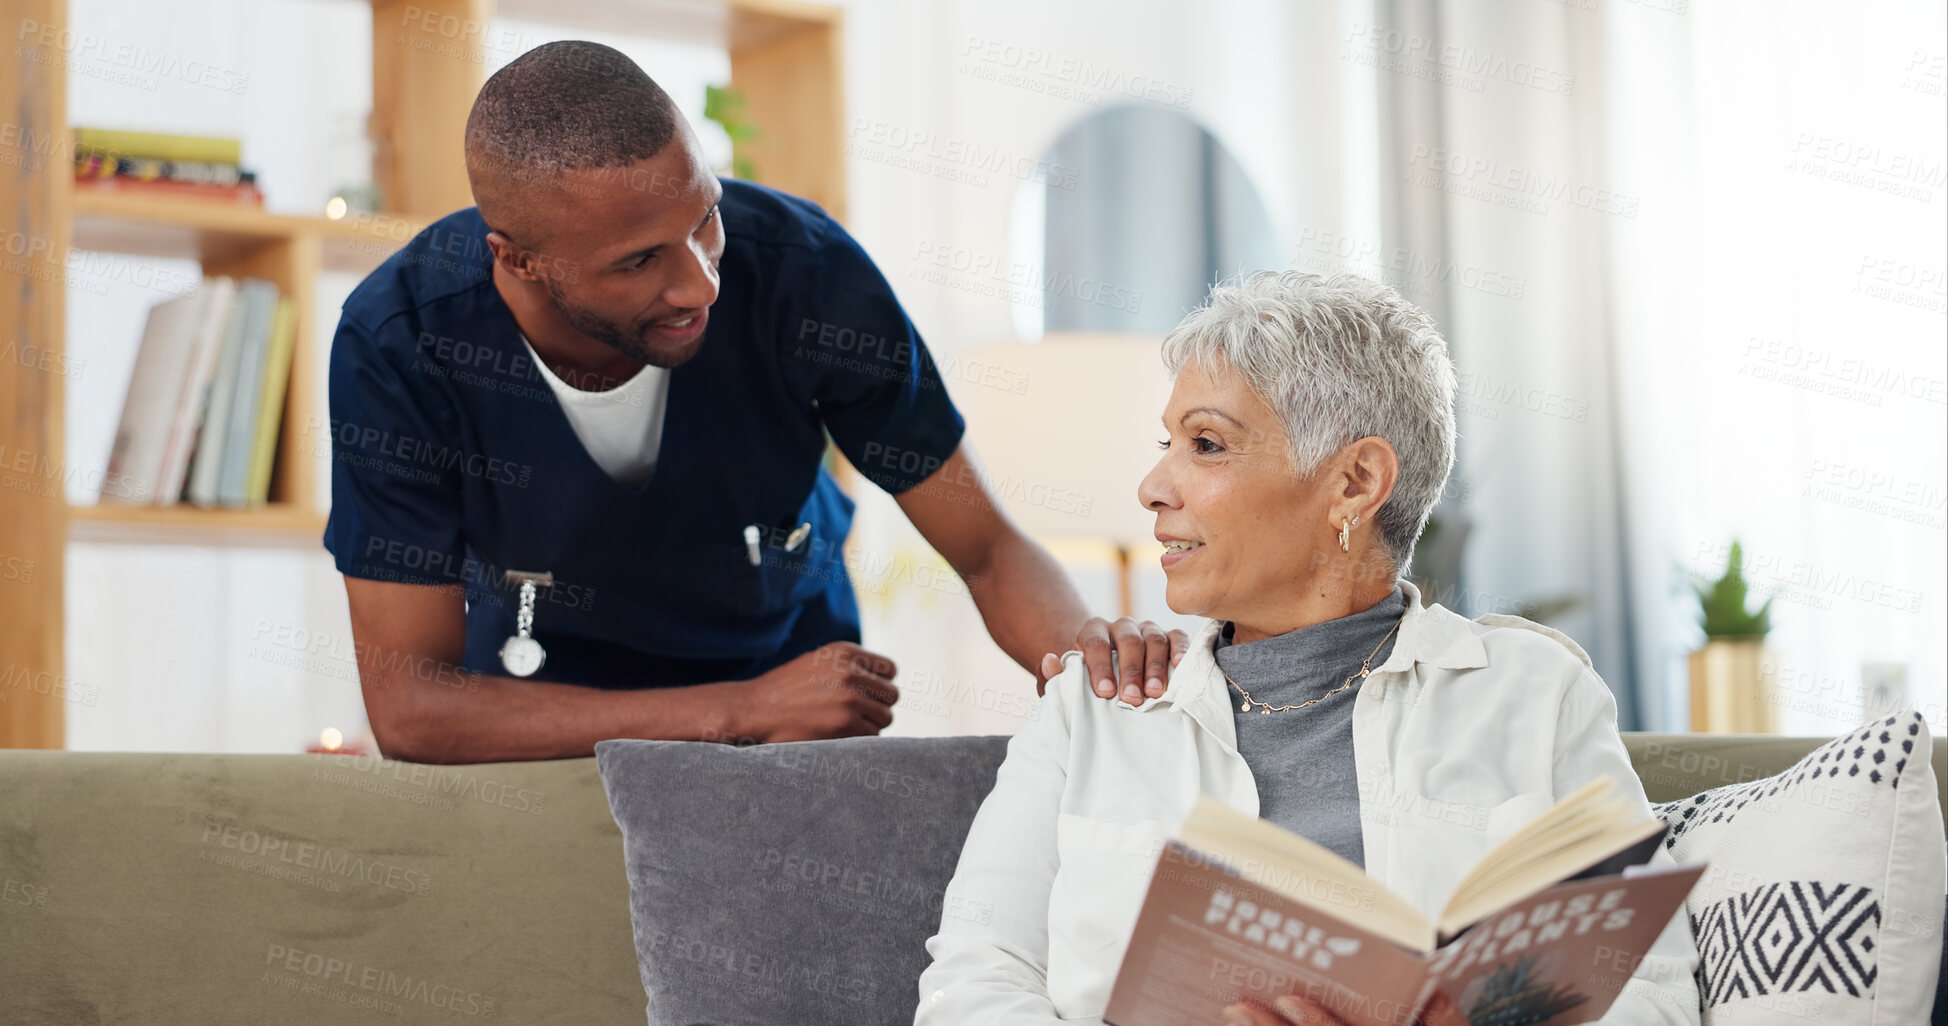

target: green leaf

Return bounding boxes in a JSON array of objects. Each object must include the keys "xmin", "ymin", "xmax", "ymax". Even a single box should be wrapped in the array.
[
  {"xmin": 702, "ymin": 85, "xmax": 761, "ymax": 180},
  {"xmin": 1696, "ymin": 539, "xmax": 1771, "ymax": 637}
]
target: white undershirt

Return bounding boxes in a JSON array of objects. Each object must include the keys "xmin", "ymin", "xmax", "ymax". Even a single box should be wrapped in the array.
[{"xmin": 522, "ymin": 337, "xmax": 670, "ymax": 489}]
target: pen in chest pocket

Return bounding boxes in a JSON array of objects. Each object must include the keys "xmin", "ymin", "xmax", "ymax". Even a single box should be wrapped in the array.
[{"xmin": 744, "ymin": 521, "xmax": 814, "ymax": 566}]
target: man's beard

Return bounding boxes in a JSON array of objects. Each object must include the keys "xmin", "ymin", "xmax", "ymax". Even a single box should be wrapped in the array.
[{"xmin": 545, "ymin": 280, "xmax": 697, "ymax": 370}]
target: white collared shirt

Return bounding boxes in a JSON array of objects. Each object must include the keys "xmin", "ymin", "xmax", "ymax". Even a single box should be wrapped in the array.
[{"xmin": 915, "ymin": 580, "xmax": 1700, "ymax": 1026}]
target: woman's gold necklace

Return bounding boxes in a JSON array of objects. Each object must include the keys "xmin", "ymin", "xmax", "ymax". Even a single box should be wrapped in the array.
[{"xmin": 1220, "ymin": 618, "xmax": 1402, "ymax": 715}]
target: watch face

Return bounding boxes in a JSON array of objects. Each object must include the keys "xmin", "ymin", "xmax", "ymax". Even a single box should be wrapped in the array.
[{"xmin": 499, "ymin": 635, "xmax": 546, "ymax": 677}]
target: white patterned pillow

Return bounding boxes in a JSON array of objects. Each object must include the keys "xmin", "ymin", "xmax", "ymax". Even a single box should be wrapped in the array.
[{"xmin": 1650, "ymin": 712, "xmax": 1944, "ymax": 1026}]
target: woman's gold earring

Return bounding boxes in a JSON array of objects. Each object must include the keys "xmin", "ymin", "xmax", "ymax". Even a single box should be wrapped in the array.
[{"xmin": 1339, "ymin": 518, "xmax": 1351, "ymax": 553}]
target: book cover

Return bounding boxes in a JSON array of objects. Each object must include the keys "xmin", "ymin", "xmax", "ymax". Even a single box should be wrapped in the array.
[
  {"xmin": 156, "ymin": 277, "xmax": 237, "ymax": 505},
  {"xmin": 217, "ymin": 281, "xmax": 281, "ymax": 506},
  {"xmin": 72, "ymin": 127, "xmax": 241, "ymax": 165},
  {"xmin": 103, "ymin": 290, "xmax": 208, "ymax": 506},
  {"xmin": 1421, "ymin": 869, "xmax": 1702, "ymax": 1026},
  {"xmin": 1104, "ymin": 842, "xmax": 1704, "ymax": 1026},
  {"xmin": 245, "ymin": 297, "xmax": 297, "ymax": 505}
]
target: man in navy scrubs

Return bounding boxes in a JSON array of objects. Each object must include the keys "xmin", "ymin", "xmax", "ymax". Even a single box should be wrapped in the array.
[{"xmin": 325, "ymin": 41, "xmax": 1180, "ymax": 764}]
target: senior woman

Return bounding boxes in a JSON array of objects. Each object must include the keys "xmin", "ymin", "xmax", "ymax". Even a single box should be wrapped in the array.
[{"xmin": 913, "ymin": 271, "xmax": 1699, "ymax": 1026}]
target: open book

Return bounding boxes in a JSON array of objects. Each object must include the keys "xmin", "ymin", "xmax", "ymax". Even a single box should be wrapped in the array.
[{"xmin": 1103, "ymin": 777, "xmax": 1704, "ymax": 1026}]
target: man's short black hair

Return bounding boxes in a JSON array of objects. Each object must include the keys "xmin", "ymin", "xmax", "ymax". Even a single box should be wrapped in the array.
[{"xmin": 465, "ymin": 41, "xmax": 682, "ymax": 236}]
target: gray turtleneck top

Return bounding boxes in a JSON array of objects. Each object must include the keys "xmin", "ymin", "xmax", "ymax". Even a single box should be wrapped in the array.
[{"xmin": 1212, "ymin": 585, "xmax": 1406, "ymax": 869}]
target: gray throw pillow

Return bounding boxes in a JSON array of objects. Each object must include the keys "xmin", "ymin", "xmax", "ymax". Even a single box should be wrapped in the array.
[{"xmin": 596, "ymin": 735, "xmax": 1009, "ymax": 1026}]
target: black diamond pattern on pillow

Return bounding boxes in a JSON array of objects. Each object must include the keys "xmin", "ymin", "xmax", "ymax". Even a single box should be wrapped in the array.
[
  {"xmin": 1650, "ymin": 713, "xmax": 1923, "ymax": 850},
  {"xmin": 1690, "ymin": 881, "xmax": 1881, "ymax": 1007}
]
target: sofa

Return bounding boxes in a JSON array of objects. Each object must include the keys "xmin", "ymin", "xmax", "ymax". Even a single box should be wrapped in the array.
[{"xmin": 1, "ymin": 732, "xmax": 1942, "ymax": 1025}]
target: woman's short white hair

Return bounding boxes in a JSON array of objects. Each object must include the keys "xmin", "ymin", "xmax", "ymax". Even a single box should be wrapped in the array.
[{"xmin": 1160, "ymin": 270, "xmax": 1457, "ymax": 572}]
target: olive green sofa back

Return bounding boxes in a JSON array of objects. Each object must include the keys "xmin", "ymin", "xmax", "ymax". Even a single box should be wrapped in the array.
[{"xmin": 0, "ymin": 733, "xmax": 1940, "ymax": 1025}]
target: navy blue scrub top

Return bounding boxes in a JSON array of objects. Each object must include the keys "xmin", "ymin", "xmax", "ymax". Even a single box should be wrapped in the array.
[{"xmin": 323, "ymin": 180, "xmax": 965, "ymax": 689}]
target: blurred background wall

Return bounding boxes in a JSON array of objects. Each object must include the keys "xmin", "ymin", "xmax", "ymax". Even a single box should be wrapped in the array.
[{"xmin": 48, "ymin": 0, "xmax": 1945, "ymax": 750}]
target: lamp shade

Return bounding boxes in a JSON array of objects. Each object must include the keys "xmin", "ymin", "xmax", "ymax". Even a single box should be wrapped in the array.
[{"xmin": 948, "ymin": 332, "xmax": 1174, "ymax": 548}]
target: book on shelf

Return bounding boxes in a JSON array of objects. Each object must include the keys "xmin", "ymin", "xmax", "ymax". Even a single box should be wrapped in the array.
[
  {"xmin": 73, "ymin": 175, "xmax": 264, "ymax": 207},
  {"xmin": 184, "ymin": 285, "xmax": 251, "ymax": 506},
  {"xmin": 103, "ymin": 291, "xmax": 210, "ymax": 505},
  {"xmin": 183, "ymin": 279, "xmax": 280, "ymax": 508},
  {"xmin": 246, "ymin": 297, "xmax": 298, "ymax": 505},
  {"xmin": 155, "ymin": 277, "xmax": 239, "ymax": 505},
  {"xmin": 216, "ymin": 280, "xmax": 279, "ymax": 505},
  {"xmin": 1102, "ymin": 777, "xmax": 1705, "ymax": 1026},
  {"xmin": 71, "ymin": 128, "xmax": 261, "ymax": 206},
  {"xmin": 75, "ymin": 153, "xmax": 244, "ymax": 187},
  {"xmin": 72, "ymin": 127, "xmax": 241, "ymax": 166}
]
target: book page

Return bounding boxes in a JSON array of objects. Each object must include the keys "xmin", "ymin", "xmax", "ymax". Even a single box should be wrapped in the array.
[
  {"xmin": 1439, "ymin": 817, "xmax": 1666, "ymax": 938},
  {"xmin": 1442, "ymin": 780, "xmax": 1617, "ymax": 900},
  {"xmin": 1440, "ymin": 777, "xmax": 1672, "ymax": 935},
  {"xmin": 1180, "ymin": 796, "xmax": 1433, "ymax": 951}
]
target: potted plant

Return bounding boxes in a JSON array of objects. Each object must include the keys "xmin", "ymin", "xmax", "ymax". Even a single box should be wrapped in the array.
[
  {"xmin": 704, "ymin": 85, "xmax": 760, "ymax": 181},
  {"xmin": 1688, "ymin": 541, "xmax": 1778, "ymax": 733}
]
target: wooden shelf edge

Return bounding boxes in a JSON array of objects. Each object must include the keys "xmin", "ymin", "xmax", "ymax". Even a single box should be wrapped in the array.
[
  {"xmin": 70, "ymin": 189, "xmax": 429, "ymax": 271},
  {"xmin": 67, "ymin": 504, "xmax": 328, "ymax": 549},
  {"xmin": 73, "ymin": 188, "xmax": 305, "ymax": 236}
]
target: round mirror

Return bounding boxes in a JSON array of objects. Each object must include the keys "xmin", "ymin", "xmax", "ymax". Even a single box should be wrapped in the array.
[{"xmin": 1010, "ymin": 106, "xmax": 1281, "ymax": 341}]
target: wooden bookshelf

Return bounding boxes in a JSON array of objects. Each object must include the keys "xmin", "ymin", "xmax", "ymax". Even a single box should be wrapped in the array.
[
  {"xmin": 64, "ymin": 190, "xmax": 429, "ymax": 544},
  {"xmin": 2, "ymin": 0, "xmax": 70, "ymax": 752},
  {"xmin": 0, "ymin": 0, "xmax": 848, "ymax": 748}
]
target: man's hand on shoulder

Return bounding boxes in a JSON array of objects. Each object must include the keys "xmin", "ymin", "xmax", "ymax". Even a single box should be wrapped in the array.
[{"xmin": 1038, "ymin": 616, "xmax": 1189, "ymax": 707}]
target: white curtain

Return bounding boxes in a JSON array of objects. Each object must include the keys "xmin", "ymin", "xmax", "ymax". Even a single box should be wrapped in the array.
[
  {"xmin": 1605, "ymin": 0, "xmax": 1947, "ymax": 733},
  {"xmin": 1374, "ymin": 0, "xmax": 1945, "ymax": 731},
  {"xmin": 1368, "ymin": 0, "xmax": 1649, "ymax": 722}
]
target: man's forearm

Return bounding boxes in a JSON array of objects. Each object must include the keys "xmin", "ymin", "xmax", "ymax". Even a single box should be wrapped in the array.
[
  {"xmin": 961, "ymin": 530, "xmax": 1092, "ymax": 675},
  {"xmin": 364, "ymin": 668, "xmax": 743, "ymax": 764}
]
